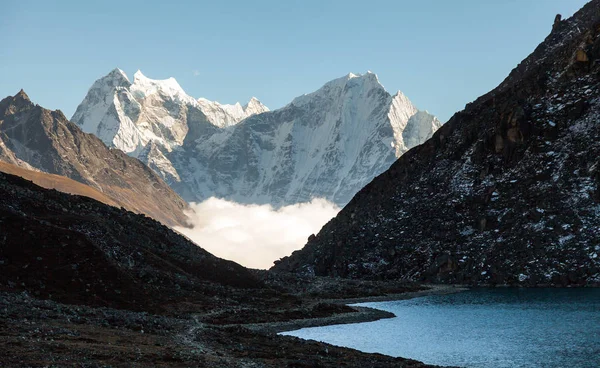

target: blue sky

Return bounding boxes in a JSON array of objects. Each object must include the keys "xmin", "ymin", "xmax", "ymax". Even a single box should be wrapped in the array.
[{"xmin": 0, "ymin": 0, "xmax": 589, "ymax": 122}]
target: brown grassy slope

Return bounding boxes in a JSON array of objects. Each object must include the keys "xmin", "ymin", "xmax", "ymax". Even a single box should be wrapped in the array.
[{"xmin": 0, "ymin": 161, "xmax": 119, "ymax": 207}]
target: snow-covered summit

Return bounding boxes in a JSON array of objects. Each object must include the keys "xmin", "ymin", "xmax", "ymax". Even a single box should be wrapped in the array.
[
  {"xmin": 171, "ymin": 71, "xmax": 442, "ymax": 206},
  {"xmin": 106, "ymin": 68, "xmax": 131, "ymax": 85},
  {"xmin": 72, "ymin": 69, "xmax": 268, "ymax": 153},
  {"xmin": 130, "ymin": 70, "xmax": 197, "ymax": 105},
  {"xmin": 196, "ymin": 96, "xmax": 269, "ymax": 128},
  {"xmin": 73, "ymin": 69, "xmax": 442, "ymax": 207},
  {"xmin": 243, "ymin": 97, "xmax": 269, "ymax": 116},
  {"xmin": 291, "ymin": 71, "xmax": 382, "ymax": 108}
]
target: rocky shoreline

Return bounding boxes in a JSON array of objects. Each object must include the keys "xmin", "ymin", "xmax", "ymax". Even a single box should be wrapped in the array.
[
  {"xmin": 0, "ymin": 284, "xmax": 450, "ymax": 367},
  {"xmin": 247, "ymin": 284, "xmax": 468, "ymax": 334},
  {"xmin": 0, "ymin": 161, "xmax": 444, "ymax": 367}
]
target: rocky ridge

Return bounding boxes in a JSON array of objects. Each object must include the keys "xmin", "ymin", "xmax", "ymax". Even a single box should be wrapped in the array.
[
  {"xmin": 0, "ymin": 90, "xmax": 188, "ymax": 227},
  {"xmin": 71, "ymin": 69, "xmax": 269, "ymax": 155}
]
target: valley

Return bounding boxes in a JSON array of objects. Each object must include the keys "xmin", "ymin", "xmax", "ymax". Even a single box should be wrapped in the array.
[{"xmin": 1, "ymin": 1, "xmax": 599, "ymax": 367}]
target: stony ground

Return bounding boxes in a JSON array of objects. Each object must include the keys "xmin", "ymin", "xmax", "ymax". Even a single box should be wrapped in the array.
[
  {"xmin": 0, "ymin": 282, "xmax": 444, "ymax": 368},
  {"xmin": 0, "ymin": 154, "xmax": 442, "ymax": 367}
]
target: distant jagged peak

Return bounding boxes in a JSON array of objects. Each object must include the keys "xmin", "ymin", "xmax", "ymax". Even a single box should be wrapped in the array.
[
  {"xmin": 392, "ymin": 90, "xmax": 408, "ymax": 99},
  {"xmin": 131, "ymin": 70, "xmax": 192, "ymax": 102},
  {"xmin": 197, "ymin": 97, "xmax": 240, "ymax": 108},
  {"xmin": 0, "ymin": 89, "xmax": 34, "ymax": 114},
  {"xmin": 108, "ymin": 67, "xmax": 130, "ymax": 81},
  {"xmin": 243, "ymin": 96, "xmax": 269, "ymax": 115},
  {"xmin": 196, "ymin": 95, "xmax": 269, "ymax": 128},
  {"xmin": 95, "ymin": 67, "xmax": 131, "ymax": 89},
  {"xmin": 133, "ymin": 70, "xmax": 181, "ymax": 89},
  {"xmin": 198, "ymin": 96, "xmax": 268, "ymax": 112},
  {"xmin": 3, "ymin": 89, "xmax": 33, "ymax": 106},
  {"xmin": 389, "ymin": 90, "xmax": 417, "ymax": 112},
  {"xmin": 15, "ymin": 89, "xmax": 31, "ymax": 102},
  {"xmin": 336, "ymin": 70, "xmax": 382, "ymax": 88},
  {"xmin": 291, "ymin": 71, "xmax": 387, "ymax": 108}
]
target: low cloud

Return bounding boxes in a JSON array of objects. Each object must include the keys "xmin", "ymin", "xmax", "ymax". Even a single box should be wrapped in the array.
[
  {"xmin": 192, "ymin": 70, "xmax": 200, "ymax": 77},
  {"xmin": 175, "ymin": 197, "xmax": 340, "ymax": 269}
]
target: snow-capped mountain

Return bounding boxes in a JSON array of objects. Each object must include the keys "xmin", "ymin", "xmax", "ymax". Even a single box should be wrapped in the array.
[
  {"xmin": 71, "ymin": 69, "xmax": 268, "ymax": 155},
  {"xmin": 73, "ymin": 70, "xmax": 441, "ymax": 207}
]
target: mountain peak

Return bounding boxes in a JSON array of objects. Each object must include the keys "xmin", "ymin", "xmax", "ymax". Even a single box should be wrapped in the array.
[
  {"xmin": 132, "ymin": 70, "xmax": 188, "ymax": 99},
  {"xmin": 133, "ymin": 69, "xmax": 146, "ymax": 80},
  {"xmin": 243, "ymin": 97, "xmax": 269, "ymax": 114},
  {"xmin": 338, "ymin": 71, "xmax": 383, "ymax": 91},
  {"xmin": 15, "ymin": 89, "xmax": 30, "ymax": 102},
  {"xmin": 292, "ymin": 72, "xmax": 385, "ymax": 108},
  {"xmin": 0, "ymin": 89, "xmax": 33, "ymax": 112},
  {"xmin": 103, "ymin": 68, "xmax": 131, "ymax": 85},
  {"xmin": 85, "ymin": 68, "xmax": 131, "ymax": 93},
  {"xmin": 109, "ymin": 67, "xmax": 129, "ymax": 78},
  {"xmin": 354, "ymin": 71, "xmax": 381, "ymax": 86},
  {"xmin": 347, "ymin": 70, "xmax": 378, "ymax": 80},
  {"xmin": 391, "ymin": 90, "xmax": 412, "ymax": 105}
]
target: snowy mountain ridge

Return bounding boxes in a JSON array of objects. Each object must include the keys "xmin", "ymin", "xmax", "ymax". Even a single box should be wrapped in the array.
[
  {"xmin": 71, "ymin": 68, "xmax": 269, "ymax": 155},
  {"xmin": 73, "ymin": 69, "xmax": 441, "ymax": 207},
  {"xmin": 196, "ymin": 96, "xmax": 269, "ymax": 128}
]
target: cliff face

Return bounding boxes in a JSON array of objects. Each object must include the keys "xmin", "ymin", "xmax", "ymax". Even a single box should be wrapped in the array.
[
  {"xmin": 0, "ymin": 91, "xmax": 189, "ymax": 227},
  {"xmin": 273, "ymin": 2, "xmax": 600, "ymax": 286}
]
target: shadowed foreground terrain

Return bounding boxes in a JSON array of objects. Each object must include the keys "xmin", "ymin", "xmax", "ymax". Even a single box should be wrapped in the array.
[{"xmin": 0, "ymin": 170, "xmax": 436, "ymax": 367}]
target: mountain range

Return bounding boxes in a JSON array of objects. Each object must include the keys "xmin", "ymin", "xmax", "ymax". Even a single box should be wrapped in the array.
[
  {"xmin": 274, "ymin": 1, "xmax": 600, "ymax": 287},
  {"xmin": 1, "ymin": 1, "xmax": 599, "ymax": 366},
  {"xmin": 72, "ymin": 70, "xmax": 441, "ymax": 207}
]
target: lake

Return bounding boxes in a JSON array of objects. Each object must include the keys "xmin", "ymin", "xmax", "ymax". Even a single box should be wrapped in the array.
[{"xmin": 281, "ymin": 288, "xmax": 600, "ymax": 368}]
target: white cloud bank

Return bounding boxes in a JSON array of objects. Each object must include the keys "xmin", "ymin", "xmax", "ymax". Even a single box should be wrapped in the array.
[{"xmin": 175, "ymin": 197, "xmax": 340, "ymax": 269}]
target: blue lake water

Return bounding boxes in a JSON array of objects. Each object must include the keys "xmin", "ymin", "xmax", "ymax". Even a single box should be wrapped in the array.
[{"xmin": 281, "ymin": 288, "xmax": 600, "ymax": 368}]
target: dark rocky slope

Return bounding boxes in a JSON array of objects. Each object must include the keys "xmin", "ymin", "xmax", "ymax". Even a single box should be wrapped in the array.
[
  {"xmin": 0, "ymin": 91, "xmax": 188, "ymax": 227},
  {"xmin": 0, "ymin": 291, "xmax": 433, "ymax": 368},
  {"xmin": 0, "ymin": 170, "xmax": 434, "ymax": 367},
  {"xmin": 0, "ymin": 169, "xmax": 258, "ymax": 314},
  {"xmin": 274, "ymin": 1, "xmax": 600, "ymax": 286}
]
